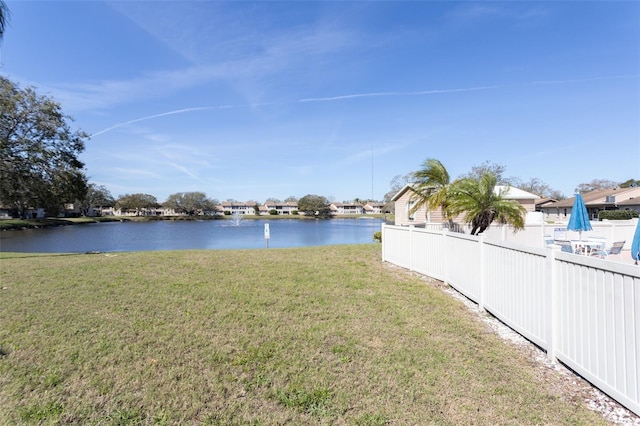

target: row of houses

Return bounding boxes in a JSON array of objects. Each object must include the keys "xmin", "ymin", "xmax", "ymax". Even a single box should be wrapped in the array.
[
  {"xmin": 537, "ymin": 186, "xmax": 640, "ymax": 221},
  {"xmin": 86, "ymin": 201, "xmax": 386, "ymax": 218},
  {"xmin": 392, "ymin": 185, "xmax": 640, "ymax": 226}
]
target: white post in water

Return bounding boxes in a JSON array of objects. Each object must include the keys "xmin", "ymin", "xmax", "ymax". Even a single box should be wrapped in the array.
[{"xmin": 264, "ymin": 223, "xmax": 270, "ymax": 248}]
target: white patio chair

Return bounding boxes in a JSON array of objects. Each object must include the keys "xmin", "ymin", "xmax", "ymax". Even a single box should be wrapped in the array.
[{"xmin": 591, "ymin": 241, "xmax": 625, "ymax": 259}]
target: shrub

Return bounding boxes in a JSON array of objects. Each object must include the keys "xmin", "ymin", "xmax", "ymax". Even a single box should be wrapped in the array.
[
  {"xmin": 373, "ymin": 231, "xmax": 382, "ymax": 243},
  {"xmin": 598, "ymin": 210, "xmax": 639, "ymax": 220},
  {"xmin": 269, "ymin": 209, "xmax": 278, "ymax": 215}
]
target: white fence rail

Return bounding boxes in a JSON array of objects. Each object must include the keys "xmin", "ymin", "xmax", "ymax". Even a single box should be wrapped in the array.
[
  {"xmin": 382, "ymin": 224, "xmax": 640, "ymax": 416},
  {"xmin": 449, "ymin": 218, "xmax": 638, "ymax": 250}
]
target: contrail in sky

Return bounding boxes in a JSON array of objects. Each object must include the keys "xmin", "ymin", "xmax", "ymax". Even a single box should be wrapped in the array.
[
  {"xmin": 297, "ymin": 85, "xmax": 503, "ymax": 103},
  {"xmin": 91, "ymin": 106, "xmax": 234, "ymax": 137},
  {"xmin": 92, "ymin": 75, "xmax": 636, "ymax": 138},
  {"xmin": 92, "ymin": 84, "xmax": 503, "ymax": 137}
]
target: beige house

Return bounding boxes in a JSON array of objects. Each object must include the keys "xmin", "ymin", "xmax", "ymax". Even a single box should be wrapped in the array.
[
  {"xmin": 330, "ymin": 202, "xmax": 364, "ymax": 215},
  {"xmin": 221, "ymin": 201, "xmax": 255, "ymax": 215},
  {"xmin": 363, "ymin": 202, "xmax": 385, "ymax": 214},
  {"xmin": 264, "ymin": 201, "xmax": 298, "ymax": 215},
  {"xmin": 540, "ymin": 187, "xmax": 640, "ymax": 221},
  {"xmin": 392, "ymin": 184, "xmax": 539, "ymax": 226}
]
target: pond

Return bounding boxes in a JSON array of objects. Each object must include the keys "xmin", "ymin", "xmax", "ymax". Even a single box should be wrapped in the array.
[{"xmin": 0, "ymin": 218, "xmax": 383, "ymax": 253}]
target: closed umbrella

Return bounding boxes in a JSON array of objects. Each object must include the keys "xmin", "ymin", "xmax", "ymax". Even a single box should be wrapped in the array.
[
  {"xmin": 567, "ymin": 193, "xmax": 592, "ymax": 241},
  {"xmin": 632, "ymin": 219, "xmax": 640, "ymax": 265}
]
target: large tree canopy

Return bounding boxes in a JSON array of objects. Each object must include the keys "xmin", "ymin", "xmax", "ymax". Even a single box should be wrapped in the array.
[
  {"xmin": 297, "ymin": 194, "xmax": 331, "ymax": 218},
  {"xmin": 620, "ymin": 179, "xmax": 640, "ymax": 188},
  {"xmin": 0, "ymin": 76, "xmax": 89, "ymax": 217},
  {"xmin": 77, "ymin": 183, "xmax": 115, "ymax": 216},
  {"xmin": 575, "ymin": 179, "xmax": 620, "ymax": 194},
  {"xmin": 164, "ymin": 191, "xmax": 215, "ymax": 215},
  {"xmin": 115, "ymin": 193, "xmax": 158, "ymax": 216}
]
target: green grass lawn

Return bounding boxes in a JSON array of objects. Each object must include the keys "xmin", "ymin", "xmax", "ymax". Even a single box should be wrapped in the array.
[
  {"xmin": 0, "ymin": 245, "xmax": 605, "ymax": 425},
  {"xmin": 0, "ymin": 217, "xmax": 126, "ymax": 230}
]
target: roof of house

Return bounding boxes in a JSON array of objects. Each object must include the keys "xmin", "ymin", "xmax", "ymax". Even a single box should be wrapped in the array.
[
  {"xmin": 546, "ymin": 187, "xmax": 640, "ymax": 208},
  {"xmin": 390, "ymin": 184, "xmax": 418, "ymax": 202},
  {"xmin": 363, "ymin": 203, "xmax": 383, "ymax": 211},
  {"xmin": 614, "ymin": 197, "xmax": 640, "ymax": 207},
  {"xmin": 391, "ymin": 183, "xmax": 539, "ymax": 202},
  {"xmin": 535, "ymin": 197, "xmax": 558, "ymax": 207},
  {"xmin": 495, "ymin": 186, "xmax": 539, "ymax": 200}
]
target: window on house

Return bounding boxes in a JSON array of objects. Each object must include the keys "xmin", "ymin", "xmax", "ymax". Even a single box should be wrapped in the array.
[{"xmin": 408, "ymin": 200, "xmax": 416, "ymax": 221}]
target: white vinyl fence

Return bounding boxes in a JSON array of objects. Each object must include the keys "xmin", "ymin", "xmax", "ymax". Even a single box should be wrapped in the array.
[
  {"xmin": 382, "ymin": 224, "xmax": 640, "ymax": 416},
  {"xmin": 447, "ymin": 218, "xmax": 638, "ymax": 249}
]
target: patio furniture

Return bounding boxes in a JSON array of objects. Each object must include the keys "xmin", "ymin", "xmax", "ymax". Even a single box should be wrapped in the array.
[
  {"xmin": 588, "ymin": 236, "xmax": 607, "ymax": 249},
  {"xmin": 555, "ymin": 240, "xmax": 574, "ymax": 253},
  {"xmin": 544, "ymin": 235, "xmax": 554, "ymax": 247},
  {"xmin": 590, "ymin": 241, "xmax": 625, "ymax": 259},
  {"xmin": 571, "ymin": 240, "xmax": 606, "ymax": 255}
]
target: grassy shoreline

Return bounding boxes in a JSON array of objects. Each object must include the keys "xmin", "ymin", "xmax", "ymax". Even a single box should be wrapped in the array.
[
  {"xmin": 0, "ymin": 214, "xmax": 389, "ymax": 231},
  {"xmin": 0, "ymin": 245, "xmax": 605, "ymax": 424}
]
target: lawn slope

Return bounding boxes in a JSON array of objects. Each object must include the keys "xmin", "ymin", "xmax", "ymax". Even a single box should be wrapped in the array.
[{"xmin": 0, "ymin": 246, "xmax": 605, "ymax": 425}]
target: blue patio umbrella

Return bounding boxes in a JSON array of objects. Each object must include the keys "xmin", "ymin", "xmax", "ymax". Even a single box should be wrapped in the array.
[
  {"xmin": 567, "ymin": 193, "xmax": 592, "ymax": 241},
  {"xmin": 632, "ymin": 219, "xmax": 640, "ymax": 265}
]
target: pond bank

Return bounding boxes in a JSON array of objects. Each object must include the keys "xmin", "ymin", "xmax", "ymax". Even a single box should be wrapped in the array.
[{"xmin": 0, "ymin": 214, "xmax": 389, "ymax": 231}]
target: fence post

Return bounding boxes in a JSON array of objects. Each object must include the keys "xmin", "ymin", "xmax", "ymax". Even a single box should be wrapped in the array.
[
  {"xmin": 478, "ymin": 235, "xmax": 486, "ymax": 312},
  {"xmin": 381, "ymin": 223, "xmax": 386, "ymax": 262},
  {"xmin": 442, "ymin": 228, "xmax": 449, "ymax": 286},
  {"xmin": 409, "ymin": 225, "xmax": 415, "ymax": 271},
  {"xmin": 547, "ymin": 244, "xmax": 560, "ymax": 362}
]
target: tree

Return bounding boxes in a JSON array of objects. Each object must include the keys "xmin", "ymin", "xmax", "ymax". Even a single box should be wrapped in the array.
[
  {"xmin": 383, "ymin": 173, "xmax": 412, "ymax": 213},
  {"xmin": 449, "ymin": 172, "xmax": 526, "ymax": 235},
  {"xmin": 77, "ymin": 183, "xmax": 115, "ymax": 216},
  {"xmin": 409, "ymin": 159, "xmax": 456, "ymax": 224},
  {"xmin": 284, "ymin": 196, "xmax": 298, "ymax": 203},
  {"xmin": 297, "ymin": 194, "xmax": 331, "ymax": 218},
  {"xmin": 618, "ymin": 179, "xmax": 639, "ymax": 189},
  {"xmin": 461, "ymin": 161, "xmax": 518, "ymax": 186},
  {"xmin": 574, "ymin": 179, "xmax": 619, "ymax": 193},
  {"xmin": 115, "ymin": 193, "xmax": 158, "ymax": 216},
  {"xmin": 0, "ymin": 0, "xmax": 9, "ymax": 42},
  {"xmin": 513, "ymin": 177, "xmax": 564, "ymax": 200},
  {"xmin": 164, "ymin": 191, "xmax": 213, "ymax": 215},
  {"xmin": 0, "ymin": 77, "xmax": 89, "ymax": 218}
]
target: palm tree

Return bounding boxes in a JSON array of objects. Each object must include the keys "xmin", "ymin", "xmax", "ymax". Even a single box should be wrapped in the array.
[
  {"xmin": 449, "ymin": 172, "xmax": 526, "ymax": 235},
  {"xmin": 409, "ymin": 158, "xmax": 456, "ymax": 225}
]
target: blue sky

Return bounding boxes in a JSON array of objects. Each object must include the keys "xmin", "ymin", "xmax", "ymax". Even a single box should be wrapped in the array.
[{"xmin": 2, "ymin": 1, "xmax": 639, "ymax": 203}]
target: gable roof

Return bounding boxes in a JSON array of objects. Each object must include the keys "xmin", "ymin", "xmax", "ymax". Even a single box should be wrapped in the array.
[
  {"xmin": 548, "ymin": 187, "xmax": 640, "ymax": 208},
  {"xmin": 391, "ymin": 183, "xmax": 539, "ymax": 201},
  {"xmin": 495, "ymin": 186, "xmax": 539, "ymax": 200},
  {"xmin": 391, "ymin": 184, "xmax": 418, "ymax": 202},
  {"xmin": 616, "ymin": 197, "xmax": 640, "ymax": 207}
]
